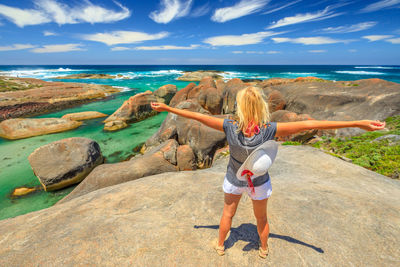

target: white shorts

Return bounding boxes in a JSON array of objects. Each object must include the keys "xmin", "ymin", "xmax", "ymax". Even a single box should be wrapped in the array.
[{"xmin": 222, "ymin": 176, "xmax": 272, "ymax": 200}]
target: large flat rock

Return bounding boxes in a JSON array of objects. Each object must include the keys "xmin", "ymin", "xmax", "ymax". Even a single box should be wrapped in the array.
[
  {"xmin": 0, "ymin": 145, "xmax": 399, "ymax": 266},
  {"xmin": 0, "ymin": 118, "xmax": 82, "ymax": 139}
]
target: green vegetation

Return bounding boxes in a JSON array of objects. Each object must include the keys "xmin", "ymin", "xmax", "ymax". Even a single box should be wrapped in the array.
[
  {"xmin": 281, "ymin": 141, "xmax": 302, "ymax": 146},
  {"xmin": 0, "ymin": 78, "xmax": 36, "ymax": 92},
  {"xmin": 311, "ymin": 115, "xmax": 400, "ymax": 179}
]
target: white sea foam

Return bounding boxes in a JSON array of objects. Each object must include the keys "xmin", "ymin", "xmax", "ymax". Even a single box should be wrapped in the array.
[
  {"xmin": 354, "ymin": 66, "xmax": 397, "ymax": 70},
  {"xmin": 119, "ymin": 70, "xmax": 183, "ymax": 79},
  {"xmin": 335, "ymin": 70, "xmax": 385, "ymax": 75},
  {"xmin": 0, "ymin": 68, "xmax": 88, "ymax": 79},
  {"xmin": 280, "ymin": 72, "xmax": 318, "ymax": 76}
]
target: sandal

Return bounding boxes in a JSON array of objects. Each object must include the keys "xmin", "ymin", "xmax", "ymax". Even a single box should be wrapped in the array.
[
  {"xmin": 213, "ymin": 239, "xmax": 225, "ymax": 256},
  {"xmin": 259, "ymin": 246, "xmax": 269, "ymax": 259}
]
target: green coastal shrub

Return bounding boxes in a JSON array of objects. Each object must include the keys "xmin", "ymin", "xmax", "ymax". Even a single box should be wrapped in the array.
[
  {"xmin": 0, "ymin": 79, "xmax": 36, "ymax": 92},
  {"xmin": 312, "ymin": 115, "xmax": 400, "ymax": 179},
  {"xmin": 281, "ymin": 141, "xmax": 302, "ymax": 146}
]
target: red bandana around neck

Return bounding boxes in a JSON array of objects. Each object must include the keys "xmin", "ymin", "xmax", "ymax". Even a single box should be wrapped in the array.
[{"xmin": 244, "ymin": 120, "xmax": 260, "ymax": 136}]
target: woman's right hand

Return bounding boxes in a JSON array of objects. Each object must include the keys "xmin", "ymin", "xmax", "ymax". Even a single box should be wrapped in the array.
[
  {"xmin": 150, "ymin": 102, "xmax": 169, "ymax": 112},
  {"xmin": 357, "ymin": 120, "xmax": 386, "ymax": 131}
]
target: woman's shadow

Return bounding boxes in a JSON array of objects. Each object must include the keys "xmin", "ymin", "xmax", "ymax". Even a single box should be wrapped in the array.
[{"xmin": 194, "ymin": 223, "xmax": 324, "ymax": 253}]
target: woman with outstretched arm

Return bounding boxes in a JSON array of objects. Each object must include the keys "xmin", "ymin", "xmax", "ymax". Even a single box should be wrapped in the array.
[{"xmin": 150, "ymin": 86, "xmax": 385, "ymax": 259}]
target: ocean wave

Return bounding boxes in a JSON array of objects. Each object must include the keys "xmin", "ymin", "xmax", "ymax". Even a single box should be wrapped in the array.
[
  {"xmin": 0, "ymin": 68, "xmax": 88, "ymax": 79},
  {"xmin": 280, "ymin": 72, "xmax": 318, "ymax": 76},
  {"xmin": 221, "ymin": 71, "xmax": 259, "ymax": 80},
  {"xmin": 120, "ymin": 70, "xmax": 184, "ymax": 79},
  {"xmin": 354, "ymin": 66, "xmax": 398, "ymax": 70},
  {"xmin": 335, "ymin": 71, "xmax": 385, "ymax": 75}
]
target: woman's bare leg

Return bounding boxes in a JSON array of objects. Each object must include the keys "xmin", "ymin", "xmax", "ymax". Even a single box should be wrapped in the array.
[
  {"xmin": 218, "ymin": 193, "xmax": 242, "ymax": 247},
  {"xmin": 252, "ymin": 198, "xmax": 269, "ymax": 250}
]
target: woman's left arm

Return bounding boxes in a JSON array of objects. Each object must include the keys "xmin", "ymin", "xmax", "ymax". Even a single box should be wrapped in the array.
[{"xmin": 275, "ymin": 119, "xmax": 386, "ymax": 137}]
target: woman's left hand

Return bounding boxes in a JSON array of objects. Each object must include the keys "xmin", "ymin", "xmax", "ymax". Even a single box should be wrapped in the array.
[{"xmin": 357, "ymin": 120, "xmax": 386, "ymax": 131}]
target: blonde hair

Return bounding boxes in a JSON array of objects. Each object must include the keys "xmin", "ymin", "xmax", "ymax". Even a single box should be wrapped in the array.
[{"xmin": 235, "ymin": 86, "xmax": 270, "ymax": 134}]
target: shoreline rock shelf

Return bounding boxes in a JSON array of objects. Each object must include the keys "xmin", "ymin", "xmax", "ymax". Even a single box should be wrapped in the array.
[
  {"xmin": 0, "ymin": 76, "xmax": 121, "ymax": 121},
  {"xmin": 1, "ymin": 146, "xmax": 399, "ymax": 266},
  {"xmin": 177, "ymin": 70, "xmax": 225, "ymax": 81}
]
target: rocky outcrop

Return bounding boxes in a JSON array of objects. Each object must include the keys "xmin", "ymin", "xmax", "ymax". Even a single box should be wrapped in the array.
[
  {"xmin": 11, "ymin": 187, "xmax": 37, "ymax": 197},
  {"xmin": 169, "ymin": 83, "xmax": 196, "ymax": 107},
  {"xmin": 103, "ymin": 120, "xmax": 128, "ymax": 131},
  {"xmin": 1, "ymin": 145, "xmax": 399, "ymax": 266},
  {"xmin": 0, "ymin": 76, "xmax": 121, "ymax": 120},
  {"xmin": 103, "ymin": 85, "xmax": 177, "ymax": 131},
  {"xmin": 0, "ymin": 118, "xmax": 82, "ymax": 140},
  {"xmin": 154, "ymin": 84, "xmax": 178, "ymax": 104},
  {"xmin": 271, "ymin": 110, "xmax": 319, "ymax": 142},
  {"xmin": 264, "ymin": 78, "xmax": 400, "ymax": 136},
  {"xmin": 177, "ymin": 70, "xmax": 224, "ymax": 81},
  {"xmin": 61, "ymin": 111, "xmax": 107, "ymax": 121},
  {"xmin": 28, "ymin": 137, "xmax": 103, "ymax": 191},
  {"xmin": 177, "ymin": 145, "xmax": 196, "ymax": 171},
  {"xmin": 103, "ymin": 91, "xmax": 158, "ymax": 128},
  {"xmin": 57, "ymin": 140, "xmax": 178, "ymax": 203},
  {"xmin": 143, "ymin": 100, "xmax": 228, "ymax": 168},
  {"xmin": 221, "ymin": 78, "xmax": 250, "ymax": 114},
  {"xmin": 267, "ymin": 90, "xmax": 286, "ymax": 113},
  {"xmin": 55, "ymin": 73, "xmax": 125, "ymax": 79}
]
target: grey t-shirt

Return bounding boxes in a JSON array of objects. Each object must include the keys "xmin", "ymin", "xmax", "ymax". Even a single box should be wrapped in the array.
[{"xmin": 223, "ymin": 119, "xmax": 277, "ymax": 187}]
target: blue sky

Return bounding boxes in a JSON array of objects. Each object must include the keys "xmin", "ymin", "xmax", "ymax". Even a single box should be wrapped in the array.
[{"xmin": 0, "ymin": 0, "xmax": 399, "ymax": 65}]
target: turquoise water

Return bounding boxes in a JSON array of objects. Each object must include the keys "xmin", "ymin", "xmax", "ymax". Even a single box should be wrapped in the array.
[
  {"xmin": 0, "ymin": 74, "xmax": 193, "ymax": 220},
  {"xmin": 1, "ymin": 64, "xmax": 399, "ymax": 221}
]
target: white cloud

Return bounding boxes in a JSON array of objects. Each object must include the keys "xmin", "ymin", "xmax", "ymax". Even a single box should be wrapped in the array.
[
  {"xmin": 0, "ymin": 0, "xmax": 130, "ymax": 27},
  {"xmin": 386, "ymin": 37, "xmax": 400, "ymax": 44},
  {"xmin": 246, "ymin": 51, "xmax": 265, "ymax": 54},
  {"xmin": 149, "ymin": 0, "xmax": 193, "ymax": 24},
  {"xmin": 267, "ymin": 6, "xmax": 342, "ymax": 29},
  {"xmin": 203, "ymin": 31, "xmax": 282, "ymax": 46},
  {"xmin": 362, "ymin": 35, "xmax": 393, "ymax": 41},
  {"xmin": 111, "ymin": 46, "xmax": 131, "ymax": 51},
  {"xmin": 308, "ymin": 50, "xmax": 326, "ymax": 53},
  {"xmin": 262, "ymin": 0, "xmax": 302, "ymax": 15},
  {"xmin": 0, "ymin": 44, "xmax": 35, "ymax": 51},
  {"xmin": 31, "ymin": 43, "xmax": 85, "ymax": 53},
  {"xmin": 190, "ymin": 3, "xmax": 210, "ymax": 17},
  {"xmin": 232, "ymin": 51, "xmax": 244, "ymax": 54},
  {"xmin": 43, "ymin": 30, "xmax": 57, "ymax": 36},
  {"xmin": 322, "ymin": 21, "xmax": 377, "ymax": 33},
  {"xmin": 82, "ymin": 31, "xmax": 169, "ymax": 46},
  {"xmin": 134, "ymin": 44, "xmax": 200, "ymax": 50},
  {"xmin": 272, "ymin": 36, "xmax": 352, "ymax": 45},
  {"xmin": 0, "ymin": 4, "xmax": 50, "ymax": 27},
  {"xmin": 267, "ymin": 50, "xmax": 280, "ymax": 54},
  {"xmin": 212, "ymin": 0, "xmax": 270, "ymax": 23},
  {"xmin": 361, "ymin": 0, "xmax": 400, "ymax": 13}
]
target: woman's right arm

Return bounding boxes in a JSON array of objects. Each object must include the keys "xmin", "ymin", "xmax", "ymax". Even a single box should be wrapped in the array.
[
  {"xmin": 275, "ymin": 119, "xmax": 386, "ymax": 137},
  {"xmin": 151, "ymin": 102, "xmax": 224, "ymax": 132}
]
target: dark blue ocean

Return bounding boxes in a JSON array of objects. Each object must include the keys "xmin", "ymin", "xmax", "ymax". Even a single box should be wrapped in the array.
[
  {"xmin": 1, "ymin": 65, "xmax": 399, "ymax": 221},
  {"xmin": 1, "ymin": 65, "xmax": 400, "ymax": 85}
]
